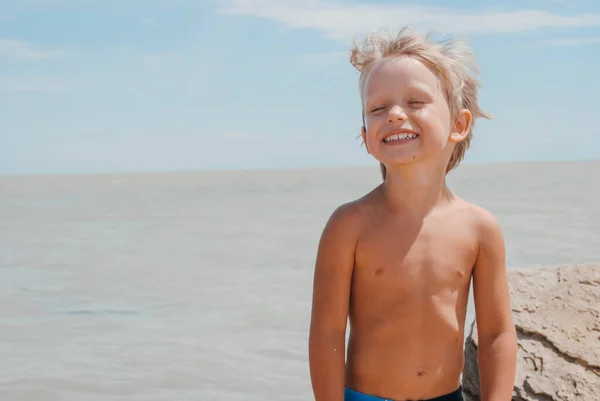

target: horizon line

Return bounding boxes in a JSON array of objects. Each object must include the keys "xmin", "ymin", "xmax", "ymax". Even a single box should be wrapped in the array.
[{"xmin": 1, "ymin": 158, "xmax": 599, "ymax": 179}]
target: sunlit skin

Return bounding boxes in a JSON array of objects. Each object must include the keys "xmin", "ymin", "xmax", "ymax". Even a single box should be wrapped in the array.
[{"xmin": 309, "ymin": 56, "xmax": 517, "ymax": 401}]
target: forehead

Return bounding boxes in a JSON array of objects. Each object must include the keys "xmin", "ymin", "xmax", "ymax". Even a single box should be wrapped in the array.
[{"xmin": 363, "ymin": 56, "xmax": 441, "ymax": 98}]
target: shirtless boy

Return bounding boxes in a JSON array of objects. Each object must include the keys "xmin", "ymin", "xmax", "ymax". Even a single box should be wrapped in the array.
[{"xmin": 308, "ymin": 27, "xmax": 517, "ymax": 401}]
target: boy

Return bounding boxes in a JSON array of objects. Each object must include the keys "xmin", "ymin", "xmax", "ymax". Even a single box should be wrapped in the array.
[{"xmin": 308, "ymin": 27, "xmax": 517, "ymax": 401}]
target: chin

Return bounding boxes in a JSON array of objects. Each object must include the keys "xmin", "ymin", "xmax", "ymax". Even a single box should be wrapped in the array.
[{"xmin": 374, "ymin": 153, "xmax": 420, "ymax": 168}]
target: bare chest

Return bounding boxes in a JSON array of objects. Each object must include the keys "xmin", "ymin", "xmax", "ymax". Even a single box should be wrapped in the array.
[{"xmin": 353, "ymin": 215, "xmax": 478, "ymax": 302}]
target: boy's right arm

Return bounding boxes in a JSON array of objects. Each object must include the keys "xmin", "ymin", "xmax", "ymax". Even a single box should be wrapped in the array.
[{"xmin": 309, "ymin": 204, "xmax": 359, "ymax": 401}]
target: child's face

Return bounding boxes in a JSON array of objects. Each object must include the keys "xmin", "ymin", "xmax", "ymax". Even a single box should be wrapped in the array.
[{"xmin": 361, "ymin": 56, "xmax": 469, "ymax": 171}]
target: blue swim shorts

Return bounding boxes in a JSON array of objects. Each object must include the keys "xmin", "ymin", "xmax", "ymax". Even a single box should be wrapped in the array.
[{"xmin": 344, "ymin": 386, "xmax": 464, "ymax": 401}]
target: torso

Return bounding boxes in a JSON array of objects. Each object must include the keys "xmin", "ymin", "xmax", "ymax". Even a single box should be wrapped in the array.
[{"xmin": 345, "ymin": 188, "xmax": 479, "ymax": 400}]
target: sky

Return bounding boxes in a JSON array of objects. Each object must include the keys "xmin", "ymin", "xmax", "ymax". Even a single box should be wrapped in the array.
[{"xmin": 1, "ymin": 0, "xmax": 599, "ymax": 175}]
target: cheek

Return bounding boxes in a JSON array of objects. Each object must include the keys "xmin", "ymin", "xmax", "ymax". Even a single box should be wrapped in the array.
[
  {"xmin": 364, "ymin": 120, "xmax": 382, "ymax": 142},
  {"xmin": 414, "ymin": 109, "xmax": 450, "ymax": 138},
  {"xmin": 366, "ymin": 131, "xmax": 380, "ymax": 148}
]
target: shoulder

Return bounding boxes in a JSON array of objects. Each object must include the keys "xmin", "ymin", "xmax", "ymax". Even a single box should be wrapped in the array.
[
  {"xmin": 450, "ymin": 196, "xmax": 502, "ymax": 236},
  {"xmin": 316, "ymin": 191, "xmax": 377, "ymax": 262},
  {"xmin": 322, "ymin": 186, "xmax": 381, "ymax": 234},
  {"xmin": 463, "ymin": 202, "xmax": 503, "ymax": 236},
  {"xmin": 470, "ymin": 204, "xmax": 503, "ymax": 244},
  {"xmin": 446, "ymin": 197, "xmax": 503, "ymax": 236},
  {"xmin": 320, "ymin": 198, "xmax": 367, "ymax": 242},
  {"xmin": 449, "ymin": 197, "xmax": 504, "ymax": 256},
  {"xmin": 460, "ymin": 202, "xmax": 505, "ymax": 265}
]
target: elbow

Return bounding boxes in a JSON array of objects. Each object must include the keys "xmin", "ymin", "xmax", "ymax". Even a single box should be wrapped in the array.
[
  {"xmin": 309, "ymin": 326, "xmax": 346, "ymax": 358},
  {"xmin": 477, "ymin": 328, "xmax": 518, "ymax": 358},
  {"xmin": 309, "ymin": 316, "xmax": 346, "ymax": 344},
  {"xmin": 309, "ymin": 326, "xmax": 346, "ymax": 349},
  {"xmin": 479, "ymin": 325, "xmax": 517, "ymax": 343},
  {"xmin": 477, "ymin": 318, "xmax": 517, "ymax": 345}
]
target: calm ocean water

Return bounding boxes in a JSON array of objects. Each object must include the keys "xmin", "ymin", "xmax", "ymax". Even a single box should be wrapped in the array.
[{"xmin": 1, "ymin": 161, "xmax": 599, "ymax": 401}]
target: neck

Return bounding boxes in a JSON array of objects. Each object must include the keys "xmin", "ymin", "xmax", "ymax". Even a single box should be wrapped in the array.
[{"xmin": 380, "ymin": 161, "xmax": 453, "ymax": 217}]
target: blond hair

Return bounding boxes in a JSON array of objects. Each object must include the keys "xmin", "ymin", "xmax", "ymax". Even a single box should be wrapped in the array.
[{"xmin": 350, "ymin": 26, "xmax": 491, "ymax": 179}]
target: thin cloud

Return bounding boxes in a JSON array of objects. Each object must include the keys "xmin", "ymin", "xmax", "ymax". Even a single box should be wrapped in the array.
[
  {"xmin": 217, "ymin": 131, "xmax": 259, "ymax": 140},
  {"xmin": 139, "ymin": 53, "xmax": 180, "ymax": 70},
  {"xmin": 292, "ymin": 134, "xmax": 313, "ymax": 142},
  {"xmin": 0, "ymin": 39, "xmax": 65, "ymax": 60},
  {"xmin": 0, "ymin": 76, "xmax": 78, "ymax": 92},
  {"xmin": 0, "ymin": 0, "xmax": 203, "ymax": 11},
  {"xmin": 544, "ymin": 36, "xmax": 600, "ymax": 46},
  {"xmin": 140, "ymin": 16, "xmax": 158, "ymax": 26},
  {"xmin": 217, "ymin": 0, "xmax": 600, "ymax": 40},
  {"xmin": 140, "ymin": 54, "xmax": 163, "ymax": 70},
  {"xmin": 297, "ymin": 51, "xmax": 346, "ymax": 65}
]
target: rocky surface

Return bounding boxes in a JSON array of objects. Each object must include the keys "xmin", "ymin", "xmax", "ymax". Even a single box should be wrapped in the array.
[{"xmin": 463, "ymin": 264, "xmax": 600, "ymax": 401}]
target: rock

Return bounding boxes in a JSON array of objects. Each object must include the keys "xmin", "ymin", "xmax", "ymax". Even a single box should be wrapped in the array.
[{"xmin": 462, "ymin": 264, "xmax": 600, "ymax": 401}]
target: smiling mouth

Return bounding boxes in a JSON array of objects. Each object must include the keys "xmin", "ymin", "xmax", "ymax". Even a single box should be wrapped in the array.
[{"xmin": 383, "ymin": 133, "xmax": 419, "ymax": 143}]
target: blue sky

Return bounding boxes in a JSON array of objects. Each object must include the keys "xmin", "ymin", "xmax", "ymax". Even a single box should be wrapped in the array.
[{"xmin": 1, "ymin": 0, "xmax": 599, "ymax": 175}]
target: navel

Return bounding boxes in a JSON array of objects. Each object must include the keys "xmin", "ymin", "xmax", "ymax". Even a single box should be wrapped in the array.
[{"xmin": 417, "ymin": 368, "xmax": 427, "ymax": 377}]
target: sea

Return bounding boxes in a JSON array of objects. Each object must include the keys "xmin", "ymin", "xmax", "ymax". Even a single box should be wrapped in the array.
[{"xmin": 1, "ymin": 160, "xmax": 599, "ymax": 401}]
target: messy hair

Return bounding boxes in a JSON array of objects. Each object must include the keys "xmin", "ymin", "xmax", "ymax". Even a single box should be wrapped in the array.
[{"xmin": 350, "ymin": 26, "xmax": 491, "ymax": 179}]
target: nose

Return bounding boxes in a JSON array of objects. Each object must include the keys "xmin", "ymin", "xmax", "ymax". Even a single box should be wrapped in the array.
[{"xmin": 387, "ymin": 105, "xmax": 407, "ymax": 123}]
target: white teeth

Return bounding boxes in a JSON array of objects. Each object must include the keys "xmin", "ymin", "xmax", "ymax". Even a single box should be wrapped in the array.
[{"xmin": 384, "ymin": 133, "xmax": 417, "ymax": 142}]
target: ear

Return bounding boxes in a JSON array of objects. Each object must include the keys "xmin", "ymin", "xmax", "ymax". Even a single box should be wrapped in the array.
[
  {"xmin": 361, "ymin": 126, "xmax": 370, "ymax": 154},
  {"xmin": 449, "ymin": 109, "xmax": 472, "ymax": 143}
]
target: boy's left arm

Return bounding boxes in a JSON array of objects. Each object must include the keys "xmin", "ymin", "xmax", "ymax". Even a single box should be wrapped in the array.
[{"xmin": 472, "ymin": 209, "xmax": 518, "ymax": 401}]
